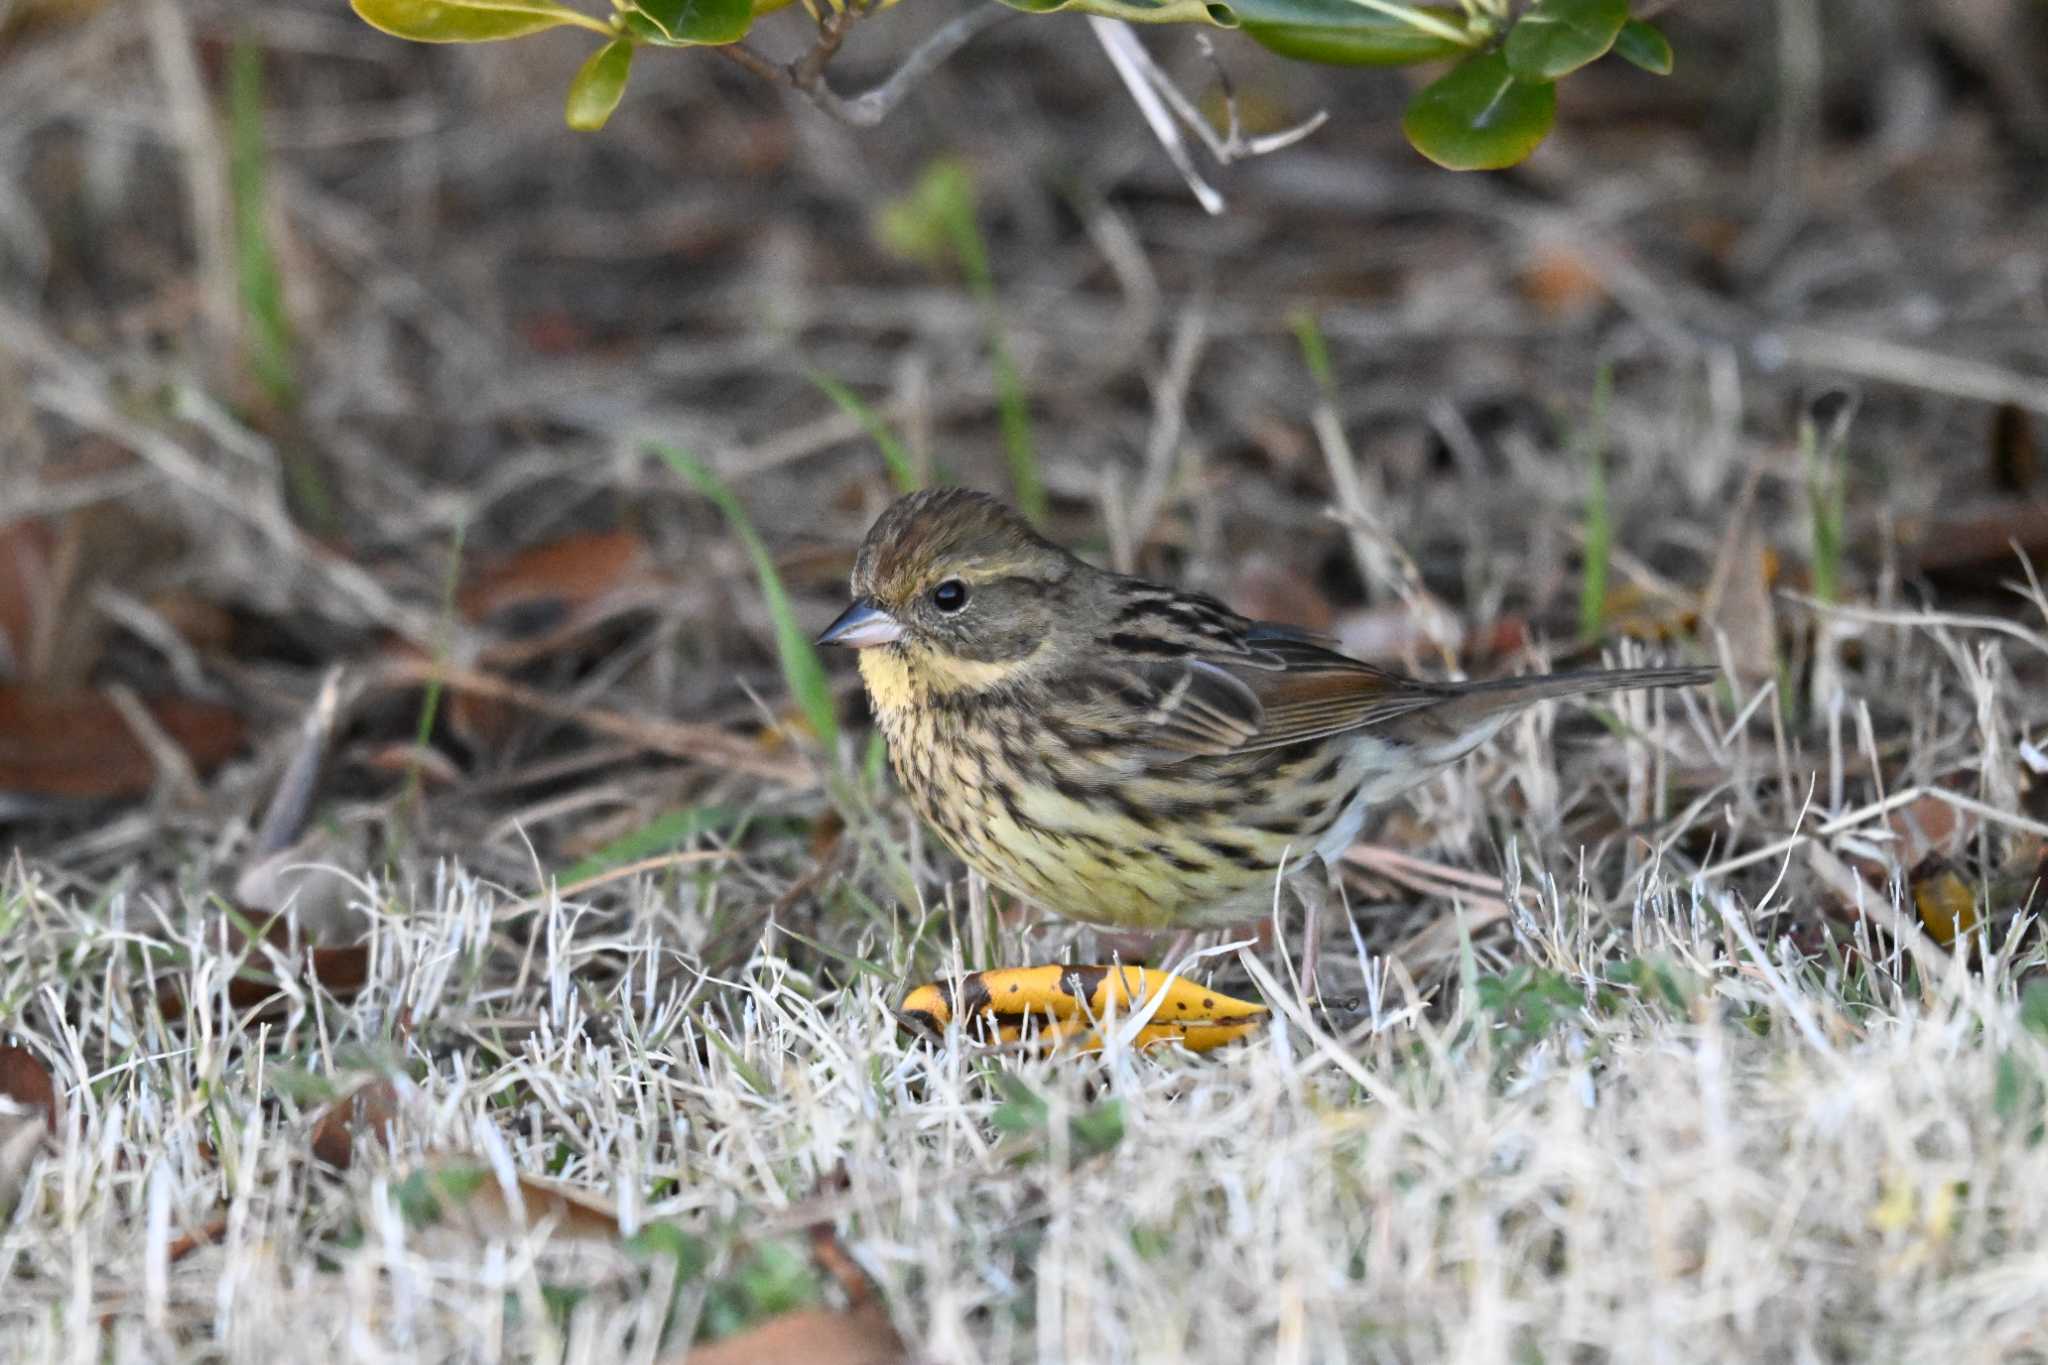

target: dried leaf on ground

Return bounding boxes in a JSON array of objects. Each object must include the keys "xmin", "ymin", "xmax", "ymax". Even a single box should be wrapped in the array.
[
  {"xmin": 676, "ymin": 1301, "xmax": 905, "ymax": 1365},
  {"xmin": 309, "ymin": 1077, "xmax": 401, "ymax": 1170},
  {"xmin": 458, "ymin": 528, "xmax": 668, "ymax": 665},
  {"xmin": 157, "ymin": 942, "xmax": 373, "ymax": 1020},
  {"xmin": 0, "ymin": 1046, "xmax": 58, "ymax": 1132},
  {"xmin": 395, "ymin": 1159, "xmax": 625, "ymax": 1242},
  {"xmin": 0, "ymin": 1046, "xmax": 58, "ymax": 1217},
  {"xmin": 0, "ymin": 686, "xmax": 244, "ymax": 798}
]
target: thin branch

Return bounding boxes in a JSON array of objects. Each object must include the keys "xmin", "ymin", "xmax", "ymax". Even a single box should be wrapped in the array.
[
  {"xmin": 713, "ymin": 42, "xmax": 791, "ymax": 87},
  {"xmin": 713, "ymin": 4, "xmax": 1012, "ymax": 129},
  {"xmin": 800, "ymin": 5, "xmax": 1015, "ymax": 127}
]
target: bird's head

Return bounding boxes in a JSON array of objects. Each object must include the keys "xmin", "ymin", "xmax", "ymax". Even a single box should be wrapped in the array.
[{"xmin": 818, "ymin": 489, "xmax": 1083, "ymax": 703}]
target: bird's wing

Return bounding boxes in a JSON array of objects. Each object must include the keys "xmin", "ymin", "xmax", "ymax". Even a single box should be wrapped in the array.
[
  {"xmin": 1221, "ymin": 625, "xmax": 1449, "ymax": 752},
  {"xmin": 1064, "ymin": 598, "xmax": 1448, "ymax": 759},
  {"xmin": 1052, "ymin": 655, "xmax": 1267, "ymax": 757}
]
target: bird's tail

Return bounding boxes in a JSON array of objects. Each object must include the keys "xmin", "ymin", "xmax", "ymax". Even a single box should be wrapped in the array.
[{"xmin": 1420, "ymin": 665, "xmax": 1718, "ymax": 733}]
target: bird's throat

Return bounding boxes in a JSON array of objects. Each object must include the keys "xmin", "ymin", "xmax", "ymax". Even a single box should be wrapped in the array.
[{"xmin": 857, "ymin": 642, "xmax": 1031, "ymax": 713}]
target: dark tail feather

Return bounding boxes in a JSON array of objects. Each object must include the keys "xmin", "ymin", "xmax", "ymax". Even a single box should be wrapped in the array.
[{"xmin": 1424, "ymin": 665, "xmax": 1718, "ymax": 732}]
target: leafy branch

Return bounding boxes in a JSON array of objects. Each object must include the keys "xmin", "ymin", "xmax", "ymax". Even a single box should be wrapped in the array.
[{"xmin": 349, "ymin": 0, "xmax": 1677, "ymax": 169}]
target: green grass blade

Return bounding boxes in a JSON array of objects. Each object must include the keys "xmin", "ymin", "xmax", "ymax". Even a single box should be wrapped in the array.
[
  {"xmin": 557, "ymin": 804, "xmax": 745, "ymax": 886},
  {"xmin": 1577, "ymin": 361, "xmax": 1612, "ymax": 643},
  {"xmin": 936, "ymin": 170, "xmax": 1044, "ymax": 526},
  {"xmin": 805, "ymin": 367, "xmax": 921, "ymax": 494},
  {"xmin": 230, "ymin": 41, "xmax": 295, "ymax": 410},
  {"xmin": 655, "ymin": 443, "xmax": 840, "ymax": 751}
]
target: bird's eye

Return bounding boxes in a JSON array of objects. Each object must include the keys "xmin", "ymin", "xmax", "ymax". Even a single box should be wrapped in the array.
[{"xmin": 931, "ymin": 579, "xmax": 969, "ymax": 613}]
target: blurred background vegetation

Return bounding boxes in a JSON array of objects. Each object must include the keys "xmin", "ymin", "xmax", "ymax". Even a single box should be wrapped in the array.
[{"xmin": 2, "ymin": 0, "xmax": 2045, "ymax": 893}]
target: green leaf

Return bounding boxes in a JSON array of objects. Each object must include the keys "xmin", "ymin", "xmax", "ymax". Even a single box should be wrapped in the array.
[
  {"xmin": 625, "ymin": 0, "xmax": 753, "ymax": 43},
  {"xmin": 1613, "ymin": 17, "xmax": 1673, "ymax": 75},
  {"xmin": 2023, "ymin": 980, "xmax": 2048, "ymax": 1040},
  {"xmin": 1503, "ymin": 0, "xmax": 1626, "ymax": 81},
  {"xmin": 1401, "ymin": 49, "xmax": 1557, "ymax": 170},
  {"xmin": 654, "ymin": 445, "xmax": 840, "ymax": 751},
  {"xmin": 350, "ymin": 0, "xmax": 610, "ymax": 42},
  {"xmin": 991, "ymin": 1073, "xmax": 1051, "ymax": 1136},
  {"xmin": 1237, "ymin": 0, "xmax": 1471, "ymax": 67},
  {"xmin": 565, "ymin": 38, "xmax": 633, "ymax": 130},
  {"xmin": 624, "ymin": 1223, "xmax": 713, "ymax": 1280},
  {"xmin": 997, "ymin": 0, "xmax": 1232, "ymax": 23}
]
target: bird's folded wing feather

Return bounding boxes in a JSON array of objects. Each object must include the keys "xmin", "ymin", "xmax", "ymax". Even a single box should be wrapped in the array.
[{"xmin": 1075, "ymin": 615, "xmax": 1448, "ymax": 759}]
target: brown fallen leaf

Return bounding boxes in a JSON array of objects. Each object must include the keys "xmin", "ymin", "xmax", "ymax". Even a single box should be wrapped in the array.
[
  {"xmin": 1841, "ymin": 790, "xmax": 1973, "ymax": 884},
  {"xmin": 0, "ymin": 685, "xmax": 245, "ymax": 798},
  {"xmin": 680, "ymin": 1221, "xmax": 906, "ymax": 1365},
  {"xmin": 0, "ymin": 1046, "xmax": 58, "ymax": 1217},
  {"xmin": 0, "ymin": 519, "xmax": 56, "ymax": 676},
  {"xmin": 404, "ymin": 1159, "xmax": 625, "ymax": 1242},
  {"xmin": 309, "ymin": 1078, "xmax": 401, "ymax": 1171},
  {"xmin": 1517, "ymin": 241, "xmax": 1607, "ymax": 320},
  {"xmin": 157, "ymin": 942, "xmax": 372, "ymax": 1020},
  {"xmin": 0, "ymin": 1046, "xmax": 59, "ymax": 1133},
  {"xmin": 457, "ymin": 529, "xmax": 668, "ymax": 667},
  {"xmin": 677, "ymin": 1302, "xmax": 905, "ymax": 1365}
]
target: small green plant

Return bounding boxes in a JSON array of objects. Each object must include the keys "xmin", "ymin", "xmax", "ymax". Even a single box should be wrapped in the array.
[
  {"xmin": 1800, "ymin": 390, "xmax": 1855, "ymax": 606},
  {"xmin": 349, "ymin": 0, "xmax": 1675, "ymax": 170},
  {"xmin": 1577, "ymin": 361, "xmax": 1612, "ymax": 642}
]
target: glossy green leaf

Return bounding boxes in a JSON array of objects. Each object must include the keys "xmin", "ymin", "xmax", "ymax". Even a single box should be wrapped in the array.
[
  {"xmin": 1401, "ymin": 49, "xmax": 1556, "ymax": 170},
  {"xmin": 565, "ymin": 37, "xmax": 633, "ymax": 130},
  {"xmin": 1613, "ymin": 18, "xmax": 1673, "ymax": 74},
  {"xmin": 627, "ymin": 0, "xmax": 756, "ymax": 43},
  {"xmin": 350, "ymin": 0, "xmax": 609, "ymax": 42},
  {"xmin": 1503, "ymin": 0, "xmax": 1626, "ymax": 81},
  {"xmin": 1237, "ymin": 0, "xmax": 1470, "ymax": 66},
  {"xmin": 996, "ymin": 0, "xmax": 1233, "ymax": 25}
]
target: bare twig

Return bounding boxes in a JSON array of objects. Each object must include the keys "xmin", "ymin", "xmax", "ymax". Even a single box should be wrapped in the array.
[{"xmin": 717, "ymin": 4, "xmax": 1013, "ymax": 129}]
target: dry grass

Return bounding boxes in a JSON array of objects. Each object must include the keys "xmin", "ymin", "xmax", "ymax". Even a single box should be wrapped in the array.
[{"xmin": 7, "ymin": 714, "xmax": 2048, "ymax": 1363}]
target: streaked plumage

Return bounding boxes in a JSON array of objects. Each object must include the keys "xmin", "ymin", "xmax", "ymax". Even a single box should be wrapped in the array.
[{"xmin": 820, "ymin": 489, "xmax": 1713, "ymax": 931}]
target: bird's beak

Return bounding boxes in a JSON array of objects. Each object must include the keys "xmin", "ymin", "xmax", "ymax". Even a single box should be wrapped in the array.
[{"xmin": 816, "ymin": 598, "xmax": 906, "ymax": 649}]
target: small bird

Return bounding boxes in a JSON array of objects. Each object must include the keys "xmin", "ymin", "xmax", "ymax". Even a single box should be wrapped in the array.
[{"xmin": 819, "ymin": 489, "xmax": 1712, "ymax": 946}]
